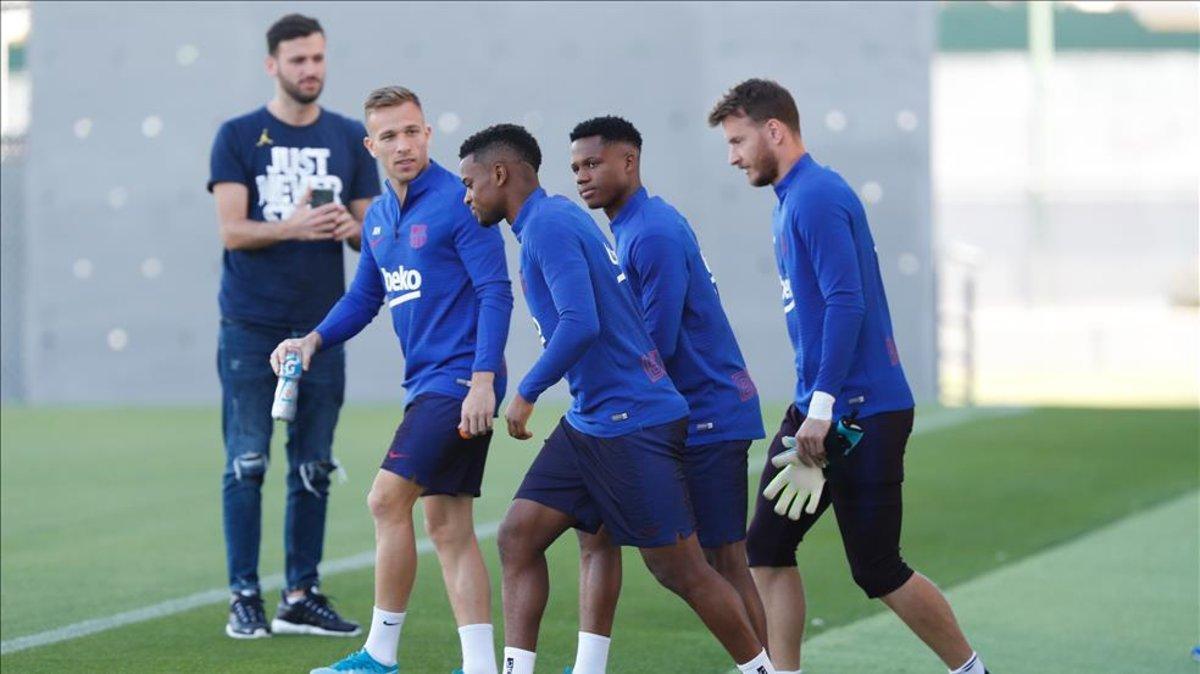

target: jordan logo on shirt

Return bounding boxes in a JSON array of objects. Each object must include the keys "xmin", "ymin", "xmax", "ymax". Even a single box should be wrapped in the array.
[{"xmin": 255, "ymin": 146, "xmax": 344, "ymax": 221}]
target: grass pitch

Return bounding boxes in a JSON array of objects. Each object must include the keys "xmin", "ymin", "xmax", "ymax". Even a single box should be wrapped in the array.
[{"xmin": 1, "ymin": 404, "xmax": 1196, "ymax": 672}]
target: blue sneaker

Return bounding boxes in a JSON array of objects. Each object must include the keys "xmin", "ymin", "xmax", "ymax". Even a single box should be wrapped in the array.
[
  {"xmin": 1192, "ymin": 645, "xmax": 1200, "ymax": 662},
  {"xmin": 310, "ymin": 649, "xmax": 397, "ymax": 674}
]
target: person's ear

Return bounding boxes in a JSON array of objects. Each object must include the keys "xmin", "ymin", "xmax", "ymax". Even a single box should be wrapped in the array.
[{"xmin": 493, "ymin": 162, "xmax": 508, "ymax": 188}]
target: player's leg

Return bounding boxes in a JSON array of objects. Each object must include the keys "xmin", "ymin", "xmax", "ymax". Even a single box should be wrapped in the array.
[
  {"xmin": 639, "ymin": 534, "xmax": 770, "ymax": 669},
  {"xmin": 497, "ymin": 498, "xmax": 576, "ymax": 672},
  {"xmin": 424, "ymin": 495, "xmax": 497, "ymax": 674},
  {"xmin": 573, "ymin": 527, "xmax": 621, "ymax": 673},
  {"xmin": 499, "ymin": 420, "xmax": 601, "ymax": 674},
  {"xmin": 274, "ymin": 340, "xmax": 358, "ymax": 636},
  {"xmin": 745, "ymin": 406, "xmax": 826, "ymax": 672},
  {"xmin": 217, "ymin": 318, "xmax": 278, "ymax": 639},
  {"xmin": 829, "ymin": 408, "xmax": 984, "ymax": 673},
  {"xmin": 409, "ymin": 395, "xmax": 498, "ymax": 673},
  {"xmin": 685, "ymin": 439, "xmax": 768, "ymax": 645},
  {"xmin": 569, "ymin": 419, "xmax": 772, "ymax": 671}
]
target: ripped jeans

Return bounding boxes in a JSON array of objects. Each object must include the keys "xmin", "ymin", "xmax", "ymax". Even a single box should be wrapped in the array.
[{"xmin": 217, "ymin": 318, "xmax": 345, "ymax": 594}]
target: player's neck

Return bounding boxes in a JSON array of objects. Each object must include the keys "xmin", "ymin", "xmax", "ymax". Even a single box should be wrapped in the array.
[
  {"xmin": 505, "ymin": 181, "xmax": 540, "ymax": 226},
  {"xmin": 604, "ymin": 180, "xmax": 642, "ymax": 221},
  {"xmin": 773, "ymin": 142, "xmax": 807, "ymax": 187},
  {"xmin": 267, "ymin": 94, "xmax": 320, "ymax": 127}
]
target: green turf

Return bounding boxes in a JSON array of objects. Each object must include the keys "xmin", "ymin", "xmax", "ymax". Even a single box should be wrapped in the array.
[
  {"xmin": 807, "ymin": 491, "xmax": 1200, "ymax": 673},
  {"xmin": 1, "ymin": 406, "xmax": 1197, "ymax": 672}
]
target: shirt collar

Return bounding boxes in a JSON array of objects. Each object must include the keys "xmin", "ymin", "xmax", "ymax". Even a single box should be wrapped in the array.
[
  {"xmin": 609, "ymin": 186, "xmax": 649, "ymax": 232},
  {"xmin": 383, "ymin": 159, "xmax": 441, "ymax": 208},
  {"xmin": 510, "ymin": 187, "xmax": 547, "ymax": 241},
  {"xmin": 772, "ymin": 153, "xmax": 814, "ymax": 201}
]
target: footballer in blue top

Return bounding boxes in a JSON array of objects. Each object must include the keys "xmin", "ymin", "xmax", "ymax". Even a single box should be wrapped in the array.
[
  {"xmin": 275, "ymin": 87, "xmax": 511, "ymax": 674},
  {"xmin": 711, "ymin": 79, "xmax": 989, "ymax": 674},
  {"xmin": 561, "ymin": 115, "xmax": 771, "ymax": 667},
  {"xmin": 458, "ymin": 124, "xmax": 775, "ymax": 674}
]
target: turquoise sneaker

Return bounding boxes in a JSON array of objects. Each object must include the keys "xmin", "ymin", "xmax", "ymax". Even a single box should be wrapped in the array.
[{"xmin": 310, "ymin": 649, "xmax": 397, "ymax": 674}]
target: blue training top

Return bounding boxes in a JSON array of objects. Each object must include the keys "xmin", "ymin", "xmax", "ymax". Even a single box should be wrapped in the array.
[
  {"xmin": 609, "ymin": 188, "xmax": 765, "ymax": 446},
  {"xmin": 772, "ymin": 154, "xmax": 914, "ymax": 419},
  {"xmin": 512, "ymin": 188, "xmax": 689, "ymax": 438},
  {"xmin": 208, "ymin": 106, "xmax": 381, "ymax": 330},
  {"xmin": 314, "ymin": 160, "xmax": 512, "ymax": 405}
]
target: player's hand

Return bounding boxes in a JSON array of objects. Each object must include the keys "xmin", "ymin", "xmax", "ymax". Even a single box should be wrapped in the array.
[
  {"xmin": 505, "ymin": 394, "xmax": 535, "ymax": 440},
  {"xmin": 764, "ymin": 436, "xmax": 826, "ymax": 520},
  {"xmin": 794, "ymin": 416, "xmax": 832, "ymax": 468},
  {"xmin": 330, "ymin": 205, "xmax": 359, "ymax": 242},
  {"xmin": 269, "ymin": 332, "xmax": 322, "ymax": 374},
  {"xmin": 459, "ymin": 373, "xmax": 496, "ymax": 438}
]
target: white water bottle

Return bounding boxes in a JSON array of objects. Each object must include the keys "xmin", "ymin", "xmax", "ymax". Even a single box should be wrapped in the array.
[{"xmin": 271, "ymin": 351, "xmax": 302, "ymax": 421}]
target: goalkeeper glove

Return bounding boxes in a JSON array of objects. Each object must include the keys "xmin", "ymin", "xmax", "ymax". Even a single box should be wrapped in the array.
[
  {"xmin": 763, "ymin": 436, "xmax": 826, "ymax": 519},
  {"xmin": 762, "ymin": 414, "xmax": 866, "ymax": 520}
]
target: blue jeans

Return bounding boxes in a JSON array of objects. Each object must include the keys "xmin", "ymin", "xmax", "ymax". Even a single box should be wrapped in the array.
[{"xmin": 217, "ymin": 318, "xmax": 345, "ymax": 594}]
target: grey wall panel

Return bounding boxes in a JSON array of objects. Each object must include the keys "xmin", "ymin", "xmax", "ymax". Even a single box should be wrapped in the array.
[{"xmin": 21, "ymin": 1, "xmax": 935, "ymax": 406}]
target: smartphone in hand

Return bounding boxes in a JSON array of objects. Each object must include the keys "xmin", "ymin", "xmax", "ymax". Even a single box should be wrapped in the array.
[{"xmin": 310, "ymin": 188, "xmax": 335, "ymax": 207}]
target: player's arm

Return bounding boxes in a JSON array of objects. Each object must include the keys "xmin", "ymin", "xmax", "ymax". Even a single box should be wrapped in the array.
[
  {"xmin": 507, "ymin": 230, "xmax": 600, "ymax": 439},
  {"xmin": 270, "ymin": 210, "xmax": 386, "ymax": 374},
  {"xmin": 791, "ymin": 196, "xmax": 865, "ymax": 465},
  {"xmin": 630, "ymin": 232, "xmax": 688, "ymax": 361},
  {"xmin": 453, "ymin": 211, "xmax": 515, "ymax": 437}
]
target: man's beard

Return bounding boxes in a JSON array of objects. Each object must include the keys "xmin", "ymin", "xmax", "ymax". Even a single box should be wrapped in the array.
[
  {"xmin": 751, "ymin": 153, "xmax": 779, "ymax": 187},
  {"xmin": 281, "ymin": 77, "xmax": 323, "ymax": 105}
]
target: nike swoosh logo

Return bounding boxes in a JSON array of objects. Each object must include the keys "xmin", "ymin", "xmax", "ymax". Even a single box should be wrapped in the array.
[
  {"xmin": 387, "ymin": 451, "xmax": 408, "ymax": 460},
  {"xmin": 382, "ymin": 620, "xmax": 400, "ymax": 626}
]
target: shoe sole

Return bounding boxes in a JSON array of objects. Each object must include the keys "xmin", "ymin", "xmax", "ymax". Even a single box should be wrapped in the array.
[
  {"xmin": 225, "ymin": 624, "xmax": 270, "ymax": 640},
  {"xmin": 270, "ymin": 618, "xmax": 361, "ymax": 637}
]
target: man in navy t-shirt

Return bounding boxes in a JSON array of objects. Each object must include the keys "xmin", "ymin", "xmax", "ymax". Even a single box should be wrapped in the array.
[
  {"xmin": 710, "ymin": 78, "xmax": 990, "ymax": 674},
  {"xmin": 561, "ymin": 115, "xmax": 769, "ymax": 671},
  {"xmin": 206, "ymin": 14, "xmax": 379, "ymax": 641},
  {"xmin": 457, "ymin": 124, "xmax": 777, "ymax": 674}
]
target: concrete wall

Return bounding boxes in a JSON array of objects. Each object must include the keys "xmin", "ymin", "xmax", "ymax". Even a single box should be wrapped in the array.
[{"xmin": 14, "ymin": 1, "xmax": 936, "ymax": 406}]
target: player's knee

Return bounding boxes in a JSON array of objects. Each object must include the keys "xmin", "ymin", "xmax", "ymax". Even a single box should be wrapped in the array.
[
  {"xmin": 850, "ymin": 554, "xmax": 914, "ymax": 599},
  {"xmin": 497, "ymin": 517, "xmax": 535, "ymax": 567},
  {"xmin": 367, "ymin": 483, "xmax": 411, "ymax": 522},
  {"xmin": 643, "ymin": 555, "xmax": 703, "ymax": 598},
  {"xmin": 228, "ymin": 452, "xmax": 268, "ymax": 485},
  {"xmin": 745, "ymin": 519, "xmax": 797, "ymax": 568},
  {"xmin": 708, "ymin": 544, "xmax": 748, "ymax": 580}
]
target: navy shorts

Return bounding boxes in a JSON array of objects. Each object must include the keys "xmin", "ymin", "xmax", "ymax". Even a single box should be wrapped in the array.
[
  {"xmin": 515, "ymin": 416, "xmax": 694, "ymax": 548},
  {"xmin": 381, "ymin": 393, "xmax": 491, "ymax": 497},
  {"xmin": 682, "ymin": 439, "xmax": 751, "ymax": 549},
  {"xmin": 746, "ymin": 405, "xmax": 915, "ymax": 598}
]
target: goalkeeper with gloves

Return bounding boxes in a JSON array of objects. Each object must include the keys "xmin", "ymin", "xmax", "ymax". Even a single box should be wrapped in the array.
[{"xmin": 709, "ymin": 78, "xmax": 989, "ymax": 674}]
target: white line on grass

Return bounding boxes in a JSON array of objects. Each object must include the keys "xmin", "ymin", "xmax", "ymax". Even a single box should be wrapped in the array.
[{"xmin": 0, "ymin": 406, "xmax": 1023, "ymax": 656}]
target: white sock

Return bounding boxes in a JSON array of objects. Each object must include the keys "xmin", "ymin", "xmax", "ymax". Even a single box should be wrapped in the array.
[
  {"xmin": 950, "ymin": 652, "xmax": 986, "ymax": 674},
  {"xmin": 458, "ymin": 623, "xmax": 497, "ymax": 674},
  {"xmin": 572, "ymin": 631, "xmax": 611, "ymax": 674},
  {"xmin": 501, "ymin": 647, "xmax": 536, "ymax": 674},
  {"xmin": 737, "ymin": 649, "xmax": 777, "ymax": 674},
  {"xmin": 363, "ymin": 607, "xmax": 405, "ymax": 667}
]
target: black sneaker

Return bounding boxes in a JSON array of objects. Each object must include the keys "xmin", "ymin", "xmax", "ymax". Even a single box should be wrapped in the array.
[
  {"xmin": 271, "ymin": 587, "xmax": 360, "ymax": 637},
  {"xmin": 226, "ymin": 590, "xmax": 271, "ymax": 639}
]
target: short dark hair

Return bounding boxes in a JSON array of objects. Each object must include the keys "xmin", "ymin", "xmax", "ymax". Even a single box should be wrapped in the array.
[
  {"xmin": 569, "ymin": 115, "xmax": 642, "ymax": 149},
  {"xmin": 267, "ymin": 14, "xmax": 324, "ymax": 55},
  {"xmin": 707, "ymin": 78, "xmax": 800, "ymax": 133},
  {"xmin": 458, "ymin": 124, "xmax": 542, "ymax": 171},
  {"xmin": 363, "ymin": 86, "xmax": 421, "ymax": 116}
]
